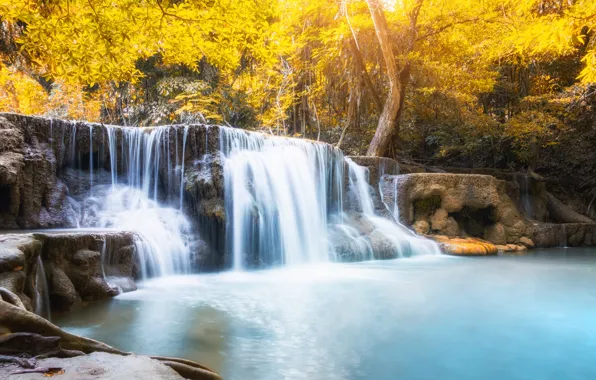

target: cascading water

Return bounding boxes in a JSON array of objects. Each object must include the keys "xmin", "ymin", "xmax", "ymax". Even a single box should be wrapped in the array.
[
  {"xmin": 61, "ymin": 119, "xmax": 438, "ymax": 277},
  {"xmin": 221, "ymin": 128, "xmax": 344, "ymax": 269},
  {"xmin": 519, "ymin": 173, "xmax": 534, "ymax": 219},
  {"xmin": 221, "ymin": 127, "xmax": 438, "ymax": 269},
  {"xmin": 35, "ymin": 256, "xmax": 51, "ymax": 321},
  {"xmin": 74, "ymin": 125, "xmax": 193, "ymax": 278},
  {"xmin": 345, "ymin": 158, "xmax": 441, "ymax": 257}
]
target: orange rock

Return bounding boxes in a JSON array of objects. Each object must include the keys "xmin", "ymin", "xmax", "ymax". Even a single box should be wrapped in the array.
[{"xmin": 428, "ymin": 236, "xmax": 498, "ymax": 256}]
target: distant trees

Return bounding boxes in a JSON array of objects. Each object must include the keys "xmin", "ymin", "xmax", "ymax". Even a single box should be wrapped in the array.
[{"xmin": 0, "ymin": 0, "xmax": 595, "ymax": 159}]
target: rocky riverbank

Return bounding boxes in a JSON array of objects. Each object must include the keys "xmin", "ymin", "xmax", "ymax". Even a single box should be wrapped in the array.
[{"xmin": 0, "ymin": 231, "xmax": 220, "ymax": 379}]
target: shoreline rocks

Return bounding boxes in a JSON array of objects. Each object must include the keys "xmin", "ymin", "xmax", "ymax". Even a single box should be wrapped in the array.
[{"xmin": 0, "ymin": 231, "xmax": 138, "ymax": 313}]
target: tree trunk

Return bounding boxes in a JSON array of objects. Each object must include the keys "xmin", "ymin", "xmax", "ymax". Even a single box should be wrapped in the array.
[
  {"xmin": 365, "ymin": 0, "xmax": 422, "ymax": 157},
  {"xmin": 345, "ymin": 37, "xmax": 382, "ymax": 112}
]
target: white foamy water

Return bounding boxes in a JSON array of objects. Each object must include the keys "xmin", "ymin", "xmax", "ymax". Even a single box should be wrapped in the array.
[
  {"xmin": 221, "ymin": 128, "xmax": 343, "ymax": 269},
  {"xmin": 77, "ymin": 125, "xmax": 193, "ymax": 278},
  {"xmin": 345, "ymin": 158, "xmax": 441, "ymax": 257},
  {"xmin": 222, "ymin": 128, "xmax": 439, "ymax": 269}
]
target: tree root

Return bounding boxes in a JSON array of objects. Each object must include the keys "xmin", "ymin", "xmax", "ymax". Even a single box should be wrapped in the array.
[
  {"xmin": 0, "ymin": 287, "xmax": 25, "ymax": 309},
  {"xmin": 0, "ymin": 300, "xmax": 221, "ymax": 379},
  {"xmin": 157, "ymin": 360, "xmax": 222, "ymax": 380},
  {"xmin": 0, "ymin": 301, "xmax": 125, "ymax": 355},
  {"xmin": 546, "ymin": 192, "xmax": 595, "ymax": 224},
  {"xmin": 151, "ymin": 356, "xmax": 221, "ymax": 379}
]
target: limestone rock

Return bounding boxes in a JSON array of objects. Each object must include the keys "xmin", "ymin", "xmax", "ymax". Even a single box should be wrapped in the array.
[
  {"xmin": 383, "ymin": 173, "xmax": 502, "ymax": 224},
  {"xmin": 519, "ymin": 236, "xmax": 535, "ymax": 248},
  {"xmin": 413, "ymin": 220, "xmax": 430, "ymax": 235},
  {"xmin": 0, "ymin": 352, "xmax": 186, "ymax": 380},
  {"xmin": 430, "ymin": 209, "xmax": 449, "ymax": 231},
  {"xmin": 0, "ymin": 232, "xmax": 138, "ymax": 312},
  {"xmin": 443, "ymin": 217, "xmax": 460, "ymax": 237},
  {"xmin": 532, "ymin": 222, "xmax": 596, "ymax": 247},
  {"xmin": 484, "ymin": 223, "xmax": 507, "ymax": 245}
]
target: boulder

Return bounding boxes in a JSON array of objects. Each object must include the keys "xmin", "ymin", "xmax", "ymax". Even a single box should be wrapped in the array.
[
  {"xmin": 383, "ymin": 173, "xmax": 532, "ymax": 245},
  {"xmin": 0, "ymin": 352, "xmax": 186, "ymax": 380}
]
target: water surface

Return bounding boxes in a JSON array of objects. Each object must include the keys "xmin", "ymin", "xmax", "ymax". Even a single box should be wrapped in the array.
[{"xmin": 56, "ymin": 248, "xmax": 596, "ymax": 380}]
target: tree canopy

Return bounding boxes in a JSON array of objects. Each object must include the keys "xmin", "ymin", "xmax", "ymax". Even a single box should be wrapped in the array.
[{"xmin": 1, "ymin": 0, "xmax": 595, "ymax": 161}]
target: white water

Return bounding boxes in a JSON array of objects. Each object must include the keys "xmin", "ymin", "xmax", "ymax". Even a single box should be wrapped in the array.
[
  {"xmin": 76, "ymin": 126, "xmax": 193, "ymax": 278},
  {"xmin": 221, "ymin": 128, "xmax": 343, "ymax": 269},
  {"xmin": 345, "ymin": 158, "xmax": 441, "ymax": 257},
  {"xmin": 63, "ymin": 122, "xmax": 438, "ymax": 276},
  {"xmin": 222, "ymin": 127, "xmax": 438, "ymax": 269},
  {"xmin": 35, "ymin": 256, "xmax": 51, "ymax": 321}
]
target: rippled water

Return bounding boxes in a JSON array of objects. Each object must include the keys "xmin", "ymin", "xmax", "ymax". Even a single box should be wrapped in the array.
[{"xmin": 55, "ymin": 248, "xmax": 596, "ymax": 380}]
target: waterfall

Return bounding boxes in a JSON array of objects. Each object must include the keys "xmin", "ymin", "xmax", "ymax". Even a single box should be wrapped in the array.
[
  {"xmin": 61, "ymin": 119, "xmax": 439, "ymax": 276},
  {"xmin": 559, "ymin": 224, "xmax": 568, "ymax": 248},
  {"xmin": 89, "ymin": 125, "xmax": 94, "ymax": 187},
  {"xmin": 35, "ymin": 256, "xmax": 51, "ymax": 321},
  {"xmin": 77, "ymin": 126, "xmax": 193, "ymax": 278},
  {"xmin": 221, "ymin": 127, "xmax": 437, "ymax": 269},
  {"xmin": 221, "ymin": 127, "xmax": 343, "ymax": 269},
  {"xmin": 345, "ymin": 159, "xmax": 441, "ymax": 257},
  {"xmin": 519, "ymin": 174, "xmax": 534, "ymax": 219}
]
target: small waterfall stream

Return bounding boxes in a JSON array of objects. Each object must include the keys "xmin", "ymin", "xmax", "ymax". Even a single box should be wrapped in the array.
[
  {"xmin": 35, "ymin": 256, "xmax": 51, "ymax": 321},
  {"xmin": 346, "ymin": 159, "xmax": 441, "ymax": 257}
]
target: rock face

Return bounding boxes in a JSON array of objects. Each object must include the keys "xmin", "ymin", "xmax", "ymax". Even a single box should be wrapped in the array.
[
  {"xmin": 0, "ymin": 116, "xmax": 79, "ymax": 229},
  {"xmin": 0, "ymin": 232, "xmax": 137, "ymax": 312},
  {"xmin": 346, "ymin": 156, "xmax": 400, "ymax": 220},
  {"xmin": 382, "ymin": 173, "xmax": 534, "ymax": 246},
  {"xmin": 532, "ymin": 222, "xmax": 596, "ymax": 248},
  {"xmin": 0, "ymin": 113, "xmax": 235, "ymax": 270}
]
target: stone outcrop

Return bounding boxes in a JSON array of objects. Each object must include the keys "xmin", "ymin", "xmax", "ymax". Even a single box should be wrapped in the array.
[
  {"xmin": 0, "ymin": 116, "xmax": 79, "ymax": 229},
  {"xmin": 532, "ymin": 222, "xmax": 596, "ymax": 248},
  {"xmin": 0, "ymin": 232, "xmax": 137, "ymax": 312},
  {"xmin": 382, "ymin": 173, "xmax": 534, "ymax": 247}
]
